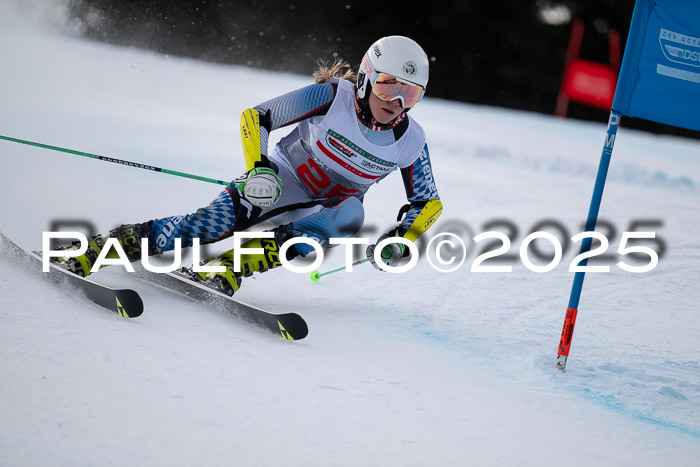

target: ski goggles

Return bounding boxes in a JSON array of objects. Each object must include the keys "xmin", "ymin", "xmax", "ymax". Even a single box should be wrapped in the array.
[{"xmin": 371, "ymin": 73, "xmax": 425, "ymax": 109}]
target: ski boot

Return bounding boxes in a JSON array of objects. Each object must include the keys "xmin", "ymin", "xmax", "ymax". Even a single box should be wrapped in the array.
[
  {"xmin": 57, "ymin": 223, "xmax": 155, "ymax": 277},
  {"xmin": 58, "ymin": 234, "xmax": 106, "ymax": 277},
  {"xmin": 197, "ymin": 225, "xmax": 296, "ymax": 296}
]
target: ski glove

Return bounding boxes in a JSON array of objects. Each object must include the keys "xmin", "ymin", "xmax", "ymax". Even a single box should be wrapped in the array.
[
  {"xmin": 244, "ymin": 166, "xmax": 283, "ymax": 209},
  {"xmin": 366, "ymin": 230, "xmax": 409, "ymax": 270}
]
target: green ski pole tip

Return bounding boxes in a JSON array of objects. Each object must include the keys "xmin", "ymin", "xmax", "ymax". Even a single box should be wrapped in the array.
[{"xmin": 310, "ymin": 271, "xmax": 321, "ymax": 282}]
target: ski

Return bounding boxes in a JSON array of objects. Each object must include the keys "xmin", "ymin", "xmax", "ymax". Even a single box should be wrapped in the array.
[
  {"xmin": 137, "ymin": 268, "xmax": 308, "ymax": 340},
  {"xmin": 0, "ymin": 232, "xmax": 143, "ymax": 318}
]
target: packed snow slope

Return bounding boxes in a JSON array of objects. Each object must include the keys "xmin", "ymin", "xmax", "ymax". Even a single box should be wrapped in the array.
[{"xmin": 1, "ymin": 10, "xmax": 700, "ymax": 467}]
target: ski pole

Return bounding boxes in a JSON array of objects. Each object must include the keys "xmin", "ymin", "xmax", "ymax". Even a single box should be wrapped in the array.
[
  {"xmin": 0, "ymin": 135, "xmax": 244, "ymax": 189},
  {"xmin": 310, "ymin": 258, "xmax": 369, "ymax": 281}
]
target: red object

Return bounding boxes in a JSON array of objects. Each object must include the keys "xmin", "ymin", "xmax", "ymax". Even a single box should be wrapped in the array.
[
  {"xmin": 555, "ymin": 19, "xmax": 621, "ymax": 116},
  {"xmin": 562, "ymin": 60, "xmax": 618, "ymax": 109},
  {"xmin": 557, "ymin": 307, "xmax": 579, "ymax": 357}
]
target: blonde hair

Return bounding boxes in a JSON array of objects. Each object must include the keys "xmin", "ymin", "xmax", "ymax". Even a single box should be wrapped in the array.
[{"xmin": 313, "ymin": 58, "xmax": 357, "ymax": 84}]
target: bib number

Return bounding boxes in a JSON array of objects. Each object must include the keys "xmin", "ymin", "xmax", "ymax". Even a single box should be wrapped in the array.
[{"xmin": 296, "ymin": 158, "xmax": 359, "ymax": 198}]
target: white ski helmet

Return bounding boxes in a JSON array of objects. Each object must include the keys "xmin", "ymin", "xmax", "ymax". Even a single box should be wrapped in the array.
[{"xmin": 357, "ymin": 36, "xmax": 429, "ymax": 108}]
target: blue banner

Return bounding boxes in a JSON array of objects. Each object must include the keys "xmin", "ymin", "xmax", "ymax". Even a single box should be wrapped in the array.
[{"xmin": 612, "ymin": 0, "xmax": 700, "ymax": 131}]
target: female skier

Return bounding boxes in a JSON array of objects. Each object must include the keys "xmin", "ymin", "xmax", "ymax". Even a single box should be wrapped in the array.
[{"xmin": 62, "ymin": 35, "xmax": 442, "ymax": 295}]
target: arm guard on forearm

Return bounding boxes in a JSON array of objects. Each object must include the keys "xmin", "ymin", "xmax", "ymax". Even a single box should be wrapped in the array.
[
  {"xmin": 240, "ymin": 108, "xmax": 263, "ymax": 172},
  {"xmin": 239, "ymin": 82, "xmax": 338, "ymax": 172}
]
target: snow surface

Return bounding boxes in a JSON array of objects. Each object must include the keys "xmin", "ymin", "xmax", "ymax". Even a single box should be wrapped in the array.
[{"xmin": 1, "ymin": 5, "xmax": 700, "ymax": 467}]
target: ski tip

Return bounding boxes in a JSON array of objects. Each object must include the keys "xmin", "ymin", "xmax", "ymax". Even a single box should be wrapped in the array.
[
  {"xmin": 277, "ymin": 314, "xmax": 309, "ymax": 340},
  {"xmin": 115, "ymin": 290, "xmax": 144, "ymax": 318},
  {"xmin": 310, "ymin": 270, "xmax": 321, "ymax": 282},
  {"xmin": 0, "ymin": 230, "xmax": 11, "ymax": 247}
]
